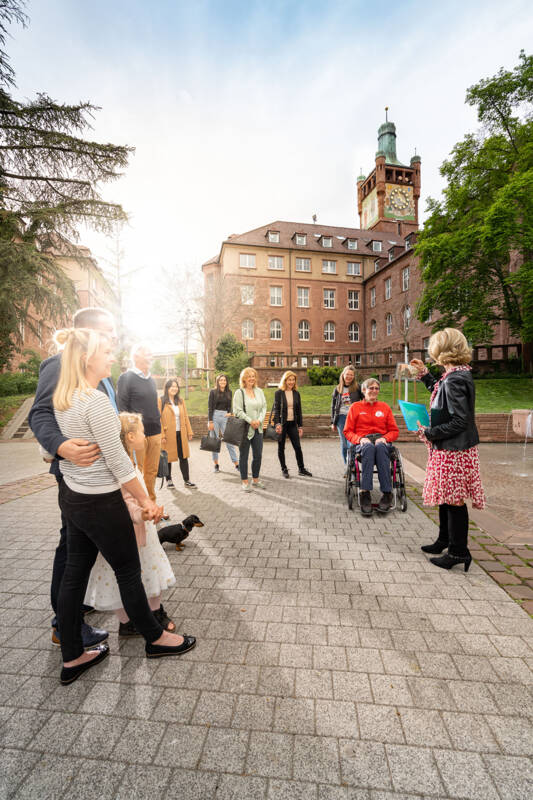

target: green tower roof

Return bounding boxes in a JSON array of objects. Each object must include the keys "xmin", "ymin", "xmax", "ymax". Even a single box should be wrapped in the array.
[{"xmin": 376, "ymin": 120, "xmax": 406, "ymax": 166}]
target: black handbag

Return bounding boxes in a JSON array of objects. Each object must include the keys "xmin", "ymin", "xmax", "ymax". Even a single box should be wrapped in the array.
[
  {"xmin": 223, "ymin": 390, "xmax": 249, "ymax": 447},
  {"xmin": 200, "ymin": 430, "xmax": 221, "ymax": 453},
  {"xmin": 264, "ymin": 404, "xmax": 280, "ymax": 441},
  {"xmin": 157, "ymin": 449, "xmax": 169, "ymax": 488}
]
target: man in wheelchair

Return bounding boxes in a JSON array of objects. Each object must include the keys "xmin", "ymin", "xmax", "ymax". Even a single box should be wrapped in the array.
[{"xmin": 344, "ymin": 378, "xmax": 399, "ymax": 515}]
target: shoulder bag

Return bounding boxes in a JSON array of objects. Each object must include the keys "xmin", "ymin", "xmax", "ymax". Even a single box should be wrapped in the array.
[
  {"xmin": 223, "ymin": 389, "xmax": 249, "ymax": 448},
  {"xmin": 200, "ymin": 430, "xmax": 221, "ymax": 453},
  {"xmin": 264, "ymin": 403, "xmax": 280, "ymax": 441}
]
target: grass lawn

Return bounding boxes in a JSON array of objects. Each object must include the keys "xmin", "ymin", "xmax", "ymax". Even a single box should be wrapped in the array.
[
  {"xmin": 182, "ymin": 378, "xmax": 533, "ymax": 417},
  {"xmin": 0, "ymin": 395, "xmax": 31, "ymax": 429}
]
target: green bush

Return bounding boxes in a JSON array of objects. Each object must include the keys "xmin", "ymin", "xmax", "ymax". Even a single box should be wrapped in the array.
[
  {"xmin": 0, "ymin": 372, "xmax": 38, "ymax": 397},
  {"xmin": 307, "ymin": 366, "xmax": 342, "ymax": 385}
]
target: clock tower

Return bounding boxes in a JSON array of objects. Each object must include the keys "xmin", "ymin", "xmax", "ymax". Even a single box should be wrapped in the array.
[{"xmin": 357, "ymin": 114, "xmax": 421, "ymax": 235}]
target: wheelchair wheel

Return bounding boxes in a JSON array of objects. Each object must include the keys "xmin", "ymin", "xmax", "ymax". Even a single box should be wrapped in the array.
[
  {"xmin": 394, "ymin": 451, "xmax": 408, "ymax": 512},
  {"xmin": 345, "ymin": 469, "xmax": 355, "ymax": 509}
]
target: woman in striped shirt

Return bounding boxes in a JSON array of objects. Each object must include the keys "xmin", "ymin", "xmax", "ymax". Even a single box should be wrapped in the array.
[{"xmin": 53, "ymin": 328, "xmax": 195, "ymax": 685}]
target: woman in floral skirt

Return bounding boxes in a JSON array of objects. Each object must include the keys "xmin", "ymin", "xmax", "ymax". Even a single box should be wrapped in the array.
[{"xmin": 410, "ymin": 328, "xmax": 485, "ymax": 572}]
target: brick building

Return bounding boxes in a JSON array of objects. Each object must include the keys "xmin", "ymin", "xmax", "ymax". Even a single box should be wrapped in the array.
[{"xmin": 202, "ymin": 118, "xmax": 519, "ymax": 380}]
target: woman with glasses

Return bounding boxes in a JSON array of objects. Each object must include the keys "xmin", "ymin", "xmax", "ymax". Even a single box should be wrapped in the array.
[{"xmin": 343, "ymin": 378, "xmax": 399, "ymax": 516}]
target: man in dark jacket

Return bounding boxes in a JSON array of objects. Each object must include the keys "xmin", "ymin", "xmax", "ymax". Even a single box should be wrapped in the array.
[
  {"xmin": 117, "ymin": 344, "xmax": 161, "ymax": 501},
  {"xmin": 29, "ymin": 307, "xmax": 116, "ymax": 647}
]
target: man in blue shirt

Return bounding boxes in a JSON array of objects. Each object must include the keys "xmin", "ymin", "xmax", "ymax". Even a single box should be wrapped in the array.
[{"xmin": 29, "ymin": 306, "xmax": 118, "ymax": 647}]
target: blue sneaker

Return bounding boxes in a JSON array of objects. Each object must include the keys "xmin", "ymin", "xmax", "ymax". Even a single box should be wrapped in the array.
[{"xmin": 52, "ymin": 621, "xmax": 109, "ymax": 648}]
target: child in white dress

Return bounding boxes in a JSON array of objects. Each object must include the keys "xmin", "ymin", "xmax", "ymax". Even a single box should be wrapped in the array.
[{"xmin": 84, "ymin": 413, "xmax": 177, "ymax": 635}]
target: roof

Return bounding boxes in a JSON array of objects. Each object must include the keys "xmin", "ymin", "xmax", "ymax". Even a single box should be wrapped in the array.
[
  {"xmin": 201, "ymin": 254, "xmax": 220, "ymax": 268},
  {"xmin": 220, "ymin": 220, "xmax": 405, "ymax": 258}
]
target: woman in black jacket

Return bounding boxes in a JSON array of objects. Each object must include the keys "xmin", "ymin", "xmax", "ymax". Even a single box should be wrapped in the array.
[
  {"xmin": 274, "ymin": 371, "xmax": 312, "ymax": 478},
  {"xmin": 330, "ymin": 365, "xmax": 363, "ymax": 468},
  {"xmin": 207, "ymin": 374, "xmax": 239, "ymax": 473},
  {"xmin": 410, "ymin": 328, "xmax": 485, "ymax": 572}
]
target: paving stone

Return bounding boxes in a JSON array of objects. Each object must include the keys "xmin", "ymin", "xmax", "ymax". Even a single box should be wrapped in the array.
[
  {"xmin": 116, "ymin": 764, "xmax": 172, "ymax": 800},
  {"xmin": 406, "ymin": 677, "xmax": 456, "ymax": 710},
  {"xmin": 232, "ymin": 694, "xmax": 275, "ymax": 730},
  {"xmin": 385, "ymin": 744, "xmax": 444, "ymax": 795},
  {"xmin": 151, "ymin": 689, "xmax": 200, "ymax": 723},
  {"xmin": 0, "ymin": 748, "xmax": 40, "ymax": 799},
  {"xmin": 485, "ymin": 714, "xmax": 533, "ymax": 756},
  {"xmin": 295, "ymin": 668, "xmax": 333, "ymax": 699},
  {"xmin": 398, "ymin": 707, "xmax": 451, "ymax": 747},
  {"xmin": 356, "ymin": 703, "xmax": 404, "ymax": 744},
  {"xmin": 191, "ymin": 691, "xmax": 236, "ymax": 726},
  {"xmin": 199, "ymin": 728, "xmax": 249, "ymax": 773},
  {"xmin": 247, "ymin": 730, "xmax": 294, "ymax": 779},
  {"xmin": 482, "ymin": 753, "xmax": 533, "ymax": 800},
  {"xmin": 294, "ymin": 735, "xmax": 340, "ymax": 784},
  {"xmin": 61, "ymin": 759, "xmax": 127, "ymax": 800},
  {"xmin": 315, "ymin": 699, "xmax": 358, "ymax": 738},
  {"xmin": 369, "ymin": 675, "xmax": 413, "ymax": 706},
  {"xmin": 70, "ymin": 715, "xmax": 127, "ymax": 758},
  {"xmin": 216, "ymin": 774, "xmax": 268, "ymax": 799},
  {"xmin": 268, "ymin": 779, "xmax": 318, "ymax": 800},
  {"xmin": 433, "ymin": 750, "xmax": 500, "ymax": 800},
  {"xmin": 153, "ymin": 724, "xmax": 208, "ymax": 769},
  {"xmin": 28, "ymin": 711, "xmax": 89, "ymax": 754},
  {"xmin": 113, "ymin": 718, "xmax": 167, "ymax": 764},
  {"xmin": 279, "ymin": 644, "xmax": 314, "ymax": 668},
  {"xmin": 442, "ymin": 711, "xmax": 500, "ymax": 752},
  {"xmin": 274, "ymin": 697, "xmax": 315, "ymax": 734},
  {"xmin": 0, "ymin": 707, "xmax": 50, "ymax": 749},
  {"xmin": 223, "ymin": 664, "xmax": 260, "ymax": 694},
  {"xmin": 258, "ymin": 666, "xmax": 296, "ymax": 697},
  {"xmin": 340, "ymin": 740, "xmax": 392, "ymax": 790},
  {"xmin": 14, "ymin": 754, "xmax": 80, "ymax": 800}
]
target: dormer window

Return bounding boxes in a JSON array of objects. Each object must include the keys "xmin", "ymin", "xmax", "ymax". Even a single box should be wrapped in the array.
[
  {"xmin": 322, "ymin": 237, "xmax": 332, "ymax": 248},
  {"xmin": 374, "ymin": 259, "xmax": 380, "ymax": 273},
  {"xmin": 389, "ymin": 250, "xmax": 395, "ymax": 262},
  {"xmin": 295, "ymin": 233, "xmax": 307, "ymax": 246},
  {"xmin": 372, "ymin": 241, "xmax": 382, "ymax": 252},
  {"xmin": 267, "ymin": 230, "xmax": 280, "ymax": 243},
  {"xmin": 346, "ymin": 239, "xmax": 357, "ymax": 250}
]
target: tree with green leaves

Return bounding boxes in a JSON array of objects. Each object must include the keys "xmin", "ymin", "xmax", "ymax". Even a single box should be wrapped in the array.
[
  {"xmin": 174, "ymin": 352, "xmax": 197, "ymax": 374},
  {"xmin": 416, "ymin": 51, "xmax": 533, "ymax": 371},
  {"xmin": 0, "ymin": 1, "xmax": 132, "ymax": 369},
  {"xmin": 214, "ymin": 333, "xmax": 245, "ymax": 373}
]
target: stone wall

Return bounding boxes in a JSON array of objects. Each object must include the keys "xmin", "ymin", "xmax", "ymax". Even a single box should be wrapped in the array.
[{"xmin": 188, "ymin": 413, "xmax": 526, "ymax": 443}]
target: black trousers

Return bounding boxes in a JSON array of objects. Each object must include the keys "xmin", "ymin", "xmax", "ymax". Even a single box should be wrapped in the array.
[
  {"xmin": 438, "ymin": 503, "xmax": 469, "ymax": 557},
  {"xmin": 239, "ymin": 429, "xmax": 263, "ymax": 480},
  {"xmin": 57, "ymin": 482, "xmax": 163, "ymax": 662},
  {"xmin": 168, "ymin": 433, "xmax": 189, "ymax": 482},
  {"xmin": 278, "ymin": 420, "xmax": 304, "ymax": 471},
  {"xmin": 50, "ymin": 476, "xmax": 68, "ymax": 616}
]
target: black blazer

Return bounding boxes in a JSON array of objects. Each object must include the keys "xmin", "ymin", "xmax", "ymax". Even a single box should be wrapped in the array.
[
  {"xmin": 330, "ymin": 386, "xmax": 363, "ymax": 426},
  {"xmin": 273, "ymin": 389, "xmax": 303, "ymax": 427},
  {"xmin": 421, "ymin": 370, "xmax": 480, "ymax": 451}
]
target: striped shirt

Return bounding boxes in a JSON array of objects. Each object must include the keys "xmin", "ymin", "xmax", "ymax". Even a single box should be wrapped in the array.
[{"xmin": 54, "ymin": 389, "xmax": 136, "ymax": 493}]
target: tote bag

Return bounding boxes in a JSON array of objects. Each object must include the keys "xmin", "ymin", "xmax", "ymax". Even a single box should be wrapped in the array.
[
  {"xmin": 223, "ymin": 390, "xmax": 248, "ymax": 448},
  {"xmin": 200, "ymin": 431, "xmax": 221, "ymax": 453},
  {"xmin": 264, "ymin": 404, "xmax": 280, "ymax": 441}
]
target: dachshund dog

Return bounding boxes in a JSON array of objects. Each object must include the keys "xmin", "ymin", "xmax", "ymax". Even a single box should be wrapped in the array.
[{"xmin": 157, "ymin": 514, "xmax": 204, "ymax": 551}]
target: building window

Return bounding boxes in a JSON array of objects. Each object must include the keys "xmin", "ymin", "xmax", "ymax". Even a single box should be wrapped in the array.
[
  {"xmin": 242, "ymin": 319, "xmax": 254, "ymax": 339},
  {"xmin": 295, "ymin": 257, "xmax": 311, "ymax": 272},
  {"xmin": 269, "ymin": 356, "xmax": 276, "ymax": 367},
  {"xmin": 402, "ymin": 266, "xmax": 410, "ymax": 291},
  {"xmin": 324, "ymin": 322, "xmax": 335, "ymax": 342},
  {"xmin": 322, "ymin": 237, "xmax": 332, "ymax": 248},
  {"xmin": 372, "ymin": 241, "xmax": 382, "ymax": 252},
  {"xmin": 389, "ymin": 249, "xmax": 395, "ymax": 262},
  {"xmin": 268, "ymin": 255, "xmax": 284, "ymax": 270},
  {"xmin": 386, "ymin": 313, "xmax": 392, "ymax": 336},
  {"xmin": 426, "ymin": 309, "xmax": 433, "ymax": 323},
  {"xmin": 239, "ymin": 253, "xmax": 256, "ymax": 268},
  {"xmin": 348, "ymin": 290, "xmax": 359, "ymax": 310},
  {"xmin": 370, "ymin": 287, "xmax": 376, "ymax": 307},
  {"xmin": 423, "ymin": 337, "xmax": 430, "ymax": 355},
  {"xmin": 297, "ymin": 287, "xmax": 309, "ymax": 307},
  {"xmin": 300, "ymin": 356, "xmax": 308, "ymax": 367},
  {"xmin": 354, "ymin": 354, "xmax": 362, "ymax": 366},
  {"xmin": 369, "ymin": 353, "xmax": 374, "ymax": 364},
  {"xmin": 322, "ymin": 259, "xmax": 336, "ymax": 274},
  {"xmin": 371, "ymin": 320, "xmax": 377, "ymax": 341},
  {"xmin": 403, "ymin": 305, "xmax": 411, "ymax": 329},
  {"xmin": 270, "ymin": 319, "xmax": 282, "ymax": 340},
  {"xmin": 270, "ymin": 286, "xmax": 282, "ymax": 306},
  {"xmin": 295, "ymin": 233, "xmax": 307, "ymax": 246},
  {"xmin": 268, "ymin": 231, "xmax": 280, "ymax": 243},
  {"xmin": 19, "ymin": 320, "xmax": 25, "ymax": 342},
  {"xmin": 348, "ymin": 322, "xmax": 360, "ymax": 343},
  {"xmin": 385, "ymin": 278, "xmax": 391, "ymax": 300},
  {"xmin": 298, "ymin": 320, "xmax": 310, "ymax": 341},
  {"xmin": 37, "ymin": 322, "xmax": 42, "ymax": 345},
  {"xmin": 324, "ymin": 354, "xmax": 337, "ymax": 366},
  {"xmin": 240, "ymin": 285, "xmax": 254, "ymax": 305},
  {"xmin": 346, "ymin": 239, "xmax": 357, "ymax": 250},
  {"xmin": 323, "ymin": 289, "xmax": 335, "ymax": 309},
  {"xmin": 347, "ymin": 261, "xmax": 361, "ymax": 276},
  {"xmin": 374, "ymin": 259, "xmax": 380, "ymax": 272}
]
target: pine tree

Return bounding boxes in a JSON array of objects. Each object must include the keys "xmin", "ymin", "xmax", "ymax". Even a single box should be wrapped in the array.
[{"xmin": 0, "ymin": 1, "xmax": 133, "ymax": 368}]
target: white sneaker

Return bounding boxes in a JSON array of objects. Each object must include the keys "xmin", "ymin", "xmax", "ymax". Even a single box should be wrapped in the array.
[
  {"xmin": 241, "ymin": 482, "xmax": 252, "ymax": 492},
  {"xmin": 252, "ymin": 480, "xmax": 266, "ymax": 489}
]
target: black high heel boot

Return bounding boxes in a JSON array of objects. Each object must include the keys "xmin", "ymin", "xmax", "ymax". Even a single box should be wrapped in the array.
[
  {"xmin": 430, "ymin": 552, "xmax": 472, "ymax": 572},
  {"xmin": 421, "ymin": 504, "xmax": 449, "ymax": 553}
]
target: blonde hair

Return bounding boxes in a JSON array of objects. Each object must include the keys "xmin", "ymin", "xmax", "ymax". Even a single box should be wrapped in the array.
[
  {"xmin": 119, "ymin": 412, "xmax": 143, "ymax": 454},
  {"xmin": 52, "ymin": 328, "xmax": 108, "ymax": 411},
  {"xmin": 279, "ymin": 370, "xmax": 297, "ymax": 390},
  {"xmin": 337, "ymin": 364, "xmax": 359, "ymax": 394},
  {"xmin": 239, "ymin": 367, "xmax": 258, "ymax": 388},
  {"xmin": 428, "ymin": 328, "xmax": 472, "ymax": 366}
]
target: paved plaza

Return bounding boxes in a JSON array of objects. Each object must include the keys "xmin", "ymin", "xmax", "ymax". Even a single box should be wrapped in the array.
[{"xmin": 1, "ymin": 439, "xmax": 533, "ymax": 800}]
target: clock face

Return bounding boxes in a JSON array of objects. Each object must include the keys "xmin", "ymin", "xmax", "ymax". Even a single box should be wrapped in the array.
[{"xmin": 390, "ymin": 187, "xmax": 410, "ymax": 210}]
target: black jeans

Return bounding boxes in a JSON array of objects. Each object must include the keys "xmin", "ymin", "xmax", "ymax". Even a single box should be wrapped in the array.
[
  {"xmin": 57, "ymin": 482, "xmax": 163, "ymax": 662},
  {"xmin": 278, "ymin": 421, "xmax": 304, "ymax": 471},
  {"xmin": 50, "ymin": 476, "xmax": 68, "ymax": 616},
  {"xmin": 168, "ymin": 434, "xmax": 189, "ymax": 482},
  {"xmin": 239, "ymin": 429, "xmax": 263, "ymax": 480}
]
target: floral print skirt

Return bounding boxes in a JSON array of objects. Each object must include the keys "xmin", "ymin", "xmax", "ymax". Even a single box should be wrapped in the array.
[{"xmin": 423, "ymin": 445, "xmax": 486, "ymax": 510}]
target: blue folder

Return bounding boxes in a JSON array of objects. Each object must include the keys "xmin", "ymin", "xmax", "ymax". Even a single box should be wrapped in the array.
[{"xmin": 399, "ymin": 400, "xmax": 430, "ymax": 432}]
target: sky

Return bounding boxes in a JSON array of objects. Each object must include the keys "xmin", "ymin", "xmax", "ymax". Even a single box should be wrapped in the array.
[{"xmin": 8, "ymin": 0, "xmax": 533, "ymax": 350}]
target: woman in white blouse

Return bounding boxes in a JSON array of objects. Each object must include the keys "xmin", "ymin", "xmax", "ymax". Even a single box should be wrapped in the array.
[{"xmin": 233, "ymin": 367, "xmax": 267, "ymax": 492}]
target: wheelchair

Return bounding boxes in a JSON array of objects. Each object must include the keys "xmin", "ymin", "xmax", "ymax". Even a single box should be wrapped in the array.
[{"xmin": 345, "ymin": 441, "xmax": 408, "ymax": 513}]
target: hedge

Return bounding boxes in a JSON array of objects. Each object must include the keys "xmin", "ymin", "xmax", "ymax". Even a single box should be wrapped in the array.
[{"xmin": 0, "ymin": 373, "xmax": 38, "ymax": 397}]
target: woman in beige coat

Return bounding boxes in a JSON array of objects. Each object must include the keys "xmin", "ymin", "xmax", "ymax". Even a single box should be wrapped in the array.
[{"xmin": 158, "ymin": 379, "xmax": 196, "ymax": 489}]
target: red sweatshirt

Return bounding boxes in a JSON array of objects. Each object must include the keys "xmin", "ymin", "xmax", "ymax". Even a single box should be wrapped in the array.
[{"xmin": 343, "ymin": 400, "xmax": 399, "ymax": 445}]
